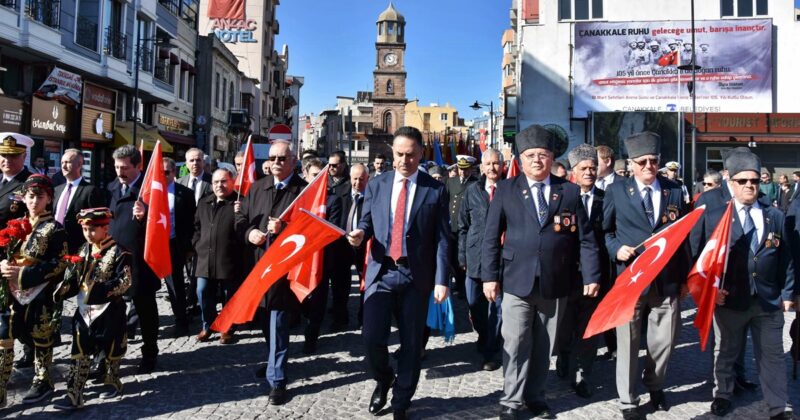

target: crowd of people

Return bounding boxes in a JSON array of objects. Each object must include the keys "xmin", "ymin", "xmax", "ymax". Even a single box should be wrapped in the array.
[{"xmin": 0, "ymin": 126, "xmax": 797, "ymax": 419}]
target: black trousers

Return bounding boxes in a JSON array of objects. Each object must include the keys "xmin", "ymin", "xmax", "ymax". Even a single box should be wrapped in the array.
[
  {"xmin": 328, "ymin": 262, "xmax": 353, "ymax": 326},
  {"xmin": 362, "ymin": 265, "xmax": 428, "ymax": 411},
  {"xmin": 126, "ymin": 293, "xmax": 159, "ymax": 360},
  {"xmin": 165, "ymin": 241, "xmax": 188, "ymax": 326}
]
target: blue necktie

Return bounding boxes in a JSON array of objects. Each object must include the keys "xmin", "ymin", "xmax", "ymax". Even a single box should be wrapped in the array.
[
  {"xmin": 534, "ymin": 182, "xmax": 547, "ymax": 226},
  {"xmin": 643, "ymin": 186, "xmax": 655, "ymax": 227},
  {"xmin": 743, "ymin": 206, "xmax": 759, "ymax": 294}
]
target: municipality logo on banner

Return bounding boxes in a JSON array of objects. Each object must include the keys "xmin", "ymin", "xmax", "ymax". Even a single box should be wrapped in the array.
[{"xmin": 572, "ymin": 19, "xmax": 772, "ymax": 117}]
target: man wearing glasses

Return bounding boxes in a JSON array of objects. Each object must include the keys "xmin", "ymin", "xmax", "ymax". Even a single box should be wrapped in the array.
[
  {"xmin": 603, "ymin": 132, "xmax": 690, "ymax": 420},
  {"xmin": 692, "ymin": 150, "xmax": 795, "ymax": 419},
  {"xmin": 235, "ymin": 140, "xmax": 307, "ymax": 406}
]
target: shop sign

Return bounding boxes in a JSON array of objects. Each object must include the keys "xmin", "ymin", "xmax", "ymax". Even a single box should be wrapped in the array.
[
  {"xmin": 83, "ymin": 83, "xmax": 116, "ymax": 112},
  {"xmin": 158, "ymin": 114, "xmax": 191, "ymax": 133},
  {"xmin": 0, "ymin": 96, "xmax": 24, "ymax": 132},
  {"xmin": 80, "ymin": 110, "xmax": 114, "ymax": 142},
  {"xmin": 206, "ymin": 0, "xmax": 257, "ymax": 43},
  {"xmin": 30, "ymin": 97, "xmax": 74, "ymax": 139}
]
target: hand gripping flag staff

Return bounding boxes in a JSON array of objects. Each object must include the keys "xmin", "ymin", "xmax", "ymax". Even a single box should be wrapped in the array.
[
  {"xmin": 138, "ymin": 141, "xmax": 172, "ymax": 279},
  {"xmin": 584, "ymin": 205, "xmax": 706, "ymax": 339},
  {"xmin": 687, "ymin": 202, "xmax": 733, "ymax": 351},
  {"xmin": 211, "ymin": 209, "xmax": 344, "ymax": 333}
]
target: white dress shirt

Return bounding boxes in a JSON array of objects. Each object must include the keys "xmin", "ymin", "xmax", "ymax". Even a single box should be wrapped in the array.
[
  {"xmin": 596, "ymin": 172, "xmax": 615, "ymax": 190},
  {"xmin": 526, "ymin": 175, "xmax": 551, "ymax": 210},
  {"xmin": 390, "ymin": 170, "xmax": 418, "ymax": 226},
  {"xmin": 734, "ymin": 199, "xmax": 764, "ymax": 242},
  {"xmin": 635, "ymin": 177, "xmax": 662, "ymax": 218}
]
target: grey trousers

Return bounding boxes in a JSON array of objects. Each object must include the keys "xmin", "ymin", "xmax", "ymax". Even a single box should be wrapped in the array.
[
  {"xmin": 616, "ymin": 288, "xmax": 680, "ymax": 409},
  {"xmin": 500, "ymin": 290, "xmax": 565, "ymax": 410},
  {"xmin": 713, "ymin": 300, "xmax": 791, "ymax": 416}
]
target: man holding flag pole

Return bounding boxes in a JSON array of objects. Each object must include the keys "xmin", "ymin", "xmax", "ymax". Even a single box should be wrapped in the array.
[
  {"xmin": 600, "ymin": 132, "xmax": 691, "ymax": 420},
  {"xmin": 691, "ymin": 150, "xmax": 795, "ymax": 419}
]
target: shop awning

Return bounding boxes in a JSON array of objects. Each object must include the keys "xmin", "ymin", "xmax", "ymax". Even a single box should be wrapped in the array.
[
  {"xmin": 114, "ymin": 122, "xmax": 174, "ymax": 153},
  {"xmin": 695, "ymin": 135, "xmax": 800, "ymax": 144},
  {"xmin": 159, "ymin": 130, "xmax": 196, "ymax": 146}
]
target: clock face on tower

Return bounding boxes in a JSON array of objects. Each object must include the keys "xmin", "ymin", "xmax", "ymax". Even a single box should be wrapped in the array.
[{"xmin": 383, "ymin": 53, "xmax": 397, "ymax": 66}]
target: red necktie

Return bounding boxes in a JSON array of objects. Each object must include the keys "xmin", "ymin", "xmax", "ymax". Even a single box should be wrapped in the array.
[
  {"xmin": 489, "ymin": 184, "xmax": 496, "ymax": 202},
  {"xmin": 389, "ymin": 178, "xmax": 408, "ymax": 261}
]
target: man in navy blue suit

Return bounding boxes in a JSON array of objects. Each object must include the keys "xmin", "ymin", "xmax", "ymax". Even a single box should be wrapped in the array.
[
  {"xmin": 693, "ymin": 150, "xmax": 795, "ymax": 419},
  {"xmin": 603, "ymin": 132, "xmax": 690, "ymax": 420},
  {"xmin": 347, "ymin": 126, "xmax": 450, "ymax": 420},
  {"xmin": 482, "ymin": 125, "xmax": 601, "ymax": 419}
]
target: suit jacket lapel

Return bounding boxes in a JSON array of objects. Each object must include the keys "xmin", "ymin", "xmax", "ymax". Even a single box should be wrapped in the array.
[
  {"xmin": 407, "ymin": 174, "xmax": 429, "ymax": 233},
  {"xmin": 756, "ymin": 209, "xmax": 770, "ymax": 252},
  {"xmin": 514, "ymin": 176, "xmax": 538, "ymax": 224},
  {"xmin": 655, "ymin": 186, "xmax": 672, "ymax": 229},
  {"xmin": 380, "ymin": 173, "xmax": 394, "ymax": 241},
  {"xmin": 626, "ymin": 177, "xmax": 650, "ymax": 228},
  {"xmin": 545, "ymin": 180, "xmax": 563, "ymax": 228}
]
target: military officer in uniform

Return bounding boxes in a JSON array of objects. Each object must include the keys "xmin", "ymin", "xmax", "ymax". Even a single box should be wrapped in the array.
[
  {"xmin": 53, "ymin": 208, "xmax": 132, "ymax": 410},
  {"xmin": 0, "ymin": 175, "xmax": 67, "ymax": 407},
  {"xmin": 603, "ymin": 132, "xmax": 690, "ymax": 420},
  {"xmin": 692, "ymin": 151, "xmax": 795, "ymax": 419},
  {"xmin": 446, "ymin": 155, "xmax": 478, "ymax": 296},
  {"xmin": 0, "ymin": 133, "xmax": 34, "ymax": 228}
]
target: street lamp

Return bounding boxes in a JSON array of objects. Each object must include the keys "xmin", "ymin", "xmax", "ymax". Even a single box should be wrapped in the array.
[
  {"xmin": 677, "ymin": 0, "xmax": 701, "ymax": 186},
  {"xmin": 132, "ymin": 36, "xmax": 176, "ymax": 149},
  {"xmin": 470, "ymin": 100, "xmax": 494, "ymax": 148}
]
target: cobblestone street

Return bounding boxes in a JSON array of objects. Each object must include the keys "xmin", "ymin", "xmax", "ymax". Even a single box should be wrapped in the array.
[{"xmin": 3, "ymin": 281, "xmax": 798, "ymax": 419}]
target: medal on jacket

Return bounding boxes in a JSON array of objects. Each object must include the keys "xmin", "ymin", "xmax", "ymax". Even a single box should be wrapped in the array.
[
  {"xmin": 554, "ymin": 215, "xmax": 561, "ymax": 232},
  {"xmin": 664, "ymin": 204, "xmax": 679, "ymax": 224},
  {"xmin": 766, "ymin": 232, "xmax": 779, "ymax": 248},
  {"xmin": 555, "ymin": 211, "xmax": 575, "ymax": 233}
]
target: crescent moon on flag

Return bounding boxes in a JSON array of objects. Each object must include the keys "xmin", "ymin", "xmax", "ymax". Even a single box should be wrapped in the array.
[
  {"xmin": 627, "ymin": 237, "xmax": 667, "ymax": 284},
  {"xmin": 261, "ymin": 234, "xmax": 307, "ymax": 278},
  {"xmin": 694, "ymin": 239, "xmax": 718, "ymax": 280}
]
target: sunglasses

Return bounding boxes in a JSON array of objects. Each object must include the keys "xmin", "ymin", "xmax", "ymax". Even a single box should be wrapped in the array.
[
  {"xmin": 329, "ymin": 163, "xmax": 339, "ymax": 168},
  {"xmin": 731, "ymin": 178, "xmax": 760, "ymax": 185},
  {"xmin": 632, "ymin": 157, "xmax": 659, "ymax": 166},
  {"xmin": 703, "ymin": 182, "xmax": 715, "ymax": 187},
  {"xmin": 267, "ymin": 156, "xmax": 288, "ymax": 162},
  {"xmin": 164, "ymin": 170, "xmax": 172, "ymax": 175}
]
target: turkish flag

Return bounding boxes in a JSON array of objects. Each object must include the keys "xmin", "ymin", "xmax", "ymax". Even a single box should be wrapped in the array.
[
  {"xmin": 506, "ymin": 155, "xmax": 520, "ymax": 179},
  {"xmin": 139, "ymin": 141, "xmax": 172, "ymax": 280},
  {"xmin": 688, "ymin": 202, "xmax": 733, "ymax": 351},
  {"xmin": 479, "ymin": 129, "xmax": 487, "ymax": 153},
  {"xmin": 359, "ymin": 238, "xmax": 373, "ymax": 293},
  {"xmin": 207, "ymin": 0, "xmax": 244, "ymax": 20},
  {"xmin": 211, "ymin": 209, "xmax": 344, "ymax": 333},
  {"xmin": 584, "ymin": 205, "xmax": 706, "ymax": 338},
  {"xmin": 659, "ymin": 51, "xmax": 678, "ymax": 67},
  {"xmin": 280, "ymin": 167, "xmax": 330, "ymax": 301},
  {"xmin": 235, "ymin": 135, "xmax": 256, "ymax": 196}
]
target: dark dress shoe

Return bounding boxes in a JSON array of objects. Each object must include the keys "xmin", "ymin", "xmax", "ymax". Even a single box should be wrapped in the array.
[
  {"xmin": 482, "ymin": 360, "xmax": 501, "ymax": 371},
  {"xmin": 392, "ymin": 408, "xmax": 408, "ymax": 420},
  {"xmin": 649, "ymin": 390, "xmax": 669, "ymax": 411},
  {"xmin": 269, "ymin": 386, "xmax": 287, "ymax": 405},
  {"xmin": 620, "ymin": 408, "xmax": 643, "ymax": 420},
  {"xmin": 499, "ymin": 406, "xmax": 519, "ymax": 420},
  {"xmin": 137, "ymin": 358, "xmax": 157, "ymax": 374},
  {"xmin": 302, "ymin": 337, "xmax": 318, "ymax": 355},
  {"xmin": 769, "ymin": 410, "xmax": 793, "ymax": 420},
  {"xmin": 734, "ymin": 376, "xmax": 758, "ymax": 392},
  {"xmin": 571, "ymin": 380, "xmax": 593, "ymax": 399},
  {"xmin": 368, "ymin": 378, "xmax": 395, "ymax": 414},
  {"xmin": 710, "ymin": 398, "xmax": 732, "ymax": 417},
  {"xmin": 527, "ymin": 402, "xmax": 554, "ymax": 419}
]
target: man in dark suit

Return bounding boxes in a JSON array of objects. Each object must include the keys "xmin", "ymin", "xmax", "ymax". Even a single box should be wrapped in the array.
[
  {"xmin": 0, "ymin": 133, "xmax": 33, "ymax": 228},
  {"xmin": 347, "ymin": 126, "xmax": 450, "ymax": 419},
  {"xmin": 177, "ymin": 147, "xmax": 212, "ymax": 315},
  {"xmin": 346, "ymin": 164, "xmax": 369, "ymax": 326},
  {"xmin": 555, "ymin": 144, "xmax": 611, "ymax": 399},
  {"xmin": 446, "ymin": 155, "xmax": 478, "ymax": 297},
  {"xmin": 235, "ymin": 140, "xmax": 306, "ymax": 405},
  {"xmin": 108, "ymin": 144, "xmax": 161, "ymax": 374},
  {"xmin": 790, "ymin": 171, "xmax": 800, "ymax": 202},
  {"xmin": 603, "ymin": 132, "xmax": 690, "ymax": 420},
  {"xmin": 482, "ymin": 125, "xmax": 600, "ymax": 419},
  {"xmin": 458, "ymin": 149, "xmax": 504, "ymax": 372},
  {"xmin": 163, "ymin": 157, "xmax": 196, "ymax": 337},
  {"xmin": 326, "ymin": 150, "xmax": 353, "ymax": 329},
  {"xmin": 53, "ymin": 148, "xmax": 105, "ymax": 253},
  {"xmin": 691, "ymin": 150, "xmax": 795, "ymax": 419}
]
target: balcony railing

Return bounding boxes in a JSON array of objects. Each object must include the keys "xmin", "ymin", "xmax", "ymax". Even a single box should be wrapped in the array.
[
  {"xmin": 158, "ymin": 0, "xmax": 178, "ymax": 16},
  {"xmin": 26, "ymin": 0, "xmax": 60, "ymax": 28},
  {"xmin": 0, "ymin": 0, "xmax": 17, "ymax": 10},
  {"xmin": 139, "ymin": 46, "xmax": 153, "ymax": 73},
  {"xmin": 105, "ymin": 28, "xmax": 127, "ymax": 60},
  {"xmin": 154, "ymin": 60, "xmax": 172, "ymax": 84}
]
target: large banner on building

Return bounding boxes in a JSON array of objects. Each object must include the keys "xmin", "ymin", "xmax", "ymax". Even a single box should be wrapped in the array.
[{"xmin": 573, "ymin": 19, "xmax": 772, "ymax": 117}]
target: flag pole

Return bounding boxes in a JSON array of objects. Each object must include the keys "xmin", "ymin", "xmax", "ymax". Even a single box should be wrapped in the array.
[
  {"xmin": 133, "ymin": 140, "xmax": 158, "ymax": 220},
  {"xmin": 237, "ymin": 134, "xmax": 252, "ymax": 202}
]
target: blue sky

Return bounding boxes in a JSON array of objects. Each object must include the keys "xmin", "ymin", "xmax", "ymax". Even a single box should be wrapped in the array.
[{"xmin": 275, "ymin": 0, "xmax": 509, "ymax": 121}]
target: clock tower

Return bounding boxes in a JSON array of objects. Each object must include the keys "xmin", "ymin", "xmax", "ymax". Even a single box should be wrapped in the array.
[{"xmin": 373, "ymin": 3, "xmax": 407, "ymax": 134}]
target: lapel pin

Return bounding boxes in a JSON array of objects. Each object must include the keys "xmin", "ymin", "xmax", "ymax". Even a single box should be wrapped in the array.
[{"xmin": 628, "ymin": 187, "xmax": 635, "ymax": 195}]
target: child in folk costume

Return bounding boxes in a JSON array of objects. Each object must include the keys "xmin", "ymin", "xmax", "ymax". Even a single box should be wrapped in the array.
[
  {"xmin": 53, "ymin": 208, "xmax": 131, "ymax": 410},
  {"xmin": 0, "ymin": 174, "xmax": 67, "ymax": 407}
]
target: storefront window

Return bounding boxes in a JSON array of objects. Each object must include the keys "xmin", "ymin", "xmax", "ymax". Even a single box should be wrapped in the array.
[{"xmin": 76, "ymin": 0, "xmax": 100, "ymax": 51}]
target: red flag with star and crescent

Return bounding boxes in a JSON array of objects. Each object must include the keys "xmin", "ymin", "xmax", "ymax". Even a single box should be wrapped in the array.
[
  {"xmin": 235, "ymin": 135, "xmax": 256, "ymax": 196},
  {"xmin": 139, "ymin": 141, "xmax": 172, "ymax": 279},
  {"xmin": 584, "ymin": 205, "xmax": 706, "ymax": 338},
  {"xmin": 506, "ymin": 155, "xmax": 520, "ymax": 179},
  {"xmin": 688, "ymin": 202, "xmax": 733, "ymax": 351},
  {"xmin": 211, "ymin": 209, "xmax": 344, "ymax": 333}
]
